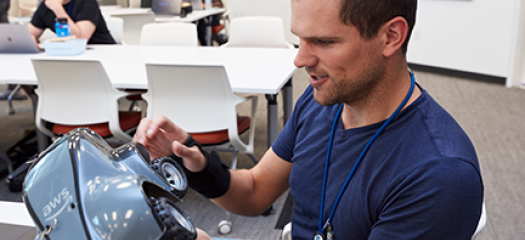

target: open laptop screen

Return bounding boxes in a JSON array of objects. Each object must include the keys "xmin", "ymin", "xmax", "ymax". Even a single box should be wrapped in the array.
[
  {"xmin": 151, "ymin": 0, "xmax": 182, "ymax": 16},
  {"xmin": 0, "ymin": 24, "xmax": 41, "ymax": 54}
]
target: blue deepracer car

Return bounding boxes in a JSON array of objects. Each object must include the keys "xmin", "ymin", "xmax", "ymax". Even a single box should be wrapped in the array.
[{"xmin": 22, "ymin": 128, "xmax": 197, "ymax": 240}]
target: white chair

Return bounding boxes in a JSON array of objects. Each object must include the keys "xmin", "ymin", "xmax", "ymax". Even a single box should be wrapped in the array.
[
  {"xmin": 143, "ymin": 64, "xmax": 259, "ymax": 236},
  {"xmin": 105, "ymin": 17, "xmax": 124, "ymax": 44},
  {"xmin": 17, "ymin": 0, "xmax": 37, "ymax": 17},
  {"xmin": 213, "ymin": 0, "xmax": 230, "ymax": 36},
  {"xmin": 143, "ymin": 64, "xmax": 258, "ymax": 165},
  {"xmin": 128, "ymin": 0, "xmax": 142, "ymax": 8},
  {"xmin": 471, "ymin": 201, "xmax": 487, "ymax": 240},
  {"xmin": 112, "ymin": 12, "xmax": 155, "ymax": 45},
  {"xmin": 222, "ymin": 16, "xmax": 294, "ymax": 49},
  {"xmin": 140, "ymin": 22, "xmax": 199, "ymax": 46},
  {"xmin": 32, "ymin": 59, "xmax": 142, "ymax": 144},
  {"xmin": 281, "ymin": 201, "xmax": 488, "ymax": 240}
]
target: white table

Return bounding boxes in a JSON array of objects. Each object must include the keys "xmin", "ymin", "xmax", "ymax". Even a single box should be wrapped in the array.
[
  {"xmin": 0, "ymin": 201, "xmax": 34, "ymax": 227},
  {"xmin": 0, "ymin": 45, "xmax": 298, "ymax": 149},
  {"xmin": 104, "ymin": 8, "xmax": 225, "ymax": 46},
  {"xmin": 103, "ymin": 8, "xmax": 225, "ymax": 23}
]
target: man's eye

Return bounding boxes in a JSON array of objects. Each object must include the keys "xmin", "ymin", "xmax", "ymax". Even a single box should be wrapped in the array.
[{"xmin": 315, "ymin": 39, "xmax": 332, "ymax": 46}]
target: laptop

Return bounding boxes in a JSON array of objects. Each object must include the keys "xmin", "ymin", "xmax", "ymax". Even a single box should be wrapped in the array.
[
  {"xmin": 151, "ymin": 0, "xmax": 182, "ymax": 16},
  {"xmin": 0, "ymin": 24, "xmax": 42, "ymax": 54}
]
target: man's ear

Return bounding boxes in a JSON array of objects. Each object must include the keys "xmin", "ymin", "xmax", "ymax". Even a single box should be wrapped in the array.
[{"xmin": 381, "ymin": 16, "xmax": 408, "ymax": 57}]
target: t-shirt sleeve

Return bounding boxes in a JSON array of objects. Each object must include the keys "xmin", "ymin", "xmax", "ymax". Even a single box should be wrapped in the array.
[
  {"xmin": 272, "ymin": 86, "xmax": 313, "ymax": 162},
  {"xmin": 368, "ymin": 157, "xmax": 484, "ymax": 240},
  {"xmin": 74, "ymin": 0, "xmax": 100, "ymax": 26},
  {"xmin": 30, "ymin": 2, "xmax": 49, "ymax": 30}
]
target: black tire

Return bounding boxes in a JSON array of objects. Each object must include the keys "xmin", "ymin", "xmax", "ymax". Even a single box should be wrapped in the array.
[
  {"xmin": 151, "ymin": 197, "xmax": 197, "ymax": 240},
  {"xmin": 150, "ymin": 157, "xmax": 188, "ymax": 198}
]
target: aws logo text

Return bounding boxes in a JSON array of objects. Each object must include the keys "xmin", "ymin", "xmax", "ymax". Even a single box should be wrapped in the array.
[{"xmin": 43, "ymin": 188, "xmax": 73, "ymax": 220}]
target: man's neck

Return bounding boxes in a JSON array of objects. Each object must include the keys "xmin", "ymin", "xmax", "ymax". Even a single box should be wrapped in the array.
[{"xmin": 340, "ymin": 70, "xmax": 421, "ymax": 130}]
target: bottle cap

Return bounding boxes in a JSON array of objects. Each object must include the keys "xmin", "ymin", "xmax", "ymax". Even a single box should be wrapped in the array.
[{"xmin": 55, "ymin": 18, "xmax": 68, "ymax": 24}]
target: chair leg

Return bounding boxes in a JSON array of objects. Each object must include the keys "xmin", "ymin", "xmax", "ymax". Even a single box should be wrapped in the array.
[
  {"xmin": 218, "ymin": 149, "xmax": 239, "ymax": 235},
  {"xmin": 7, "ymin": 84, "xmax": 22, "ymax": 115},
  {"xmin": 247, "ymin": 153, "xmax": 258, "ymax": 165},
  {"xmin": 0, "ymin": 152, "xmax": 13, "ymax": 177}
]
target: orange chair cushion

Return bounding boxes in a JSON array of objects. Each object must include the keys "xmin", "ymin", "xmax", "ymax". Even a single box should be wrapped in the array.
[
  {"xmin": 191, "ymin": 116, "xmax": 250, "ymax": 145},
  {"xmin": 52, "ymin": 112, "xmax": 142, "ymax": 138},
  {"xmin": 212, "ymin": 24, "xmax": 225, "ymax": 35}
]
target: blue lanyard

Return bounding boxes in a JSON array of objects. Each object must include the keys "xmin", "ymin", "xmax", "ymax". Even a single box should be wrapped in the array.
[{"xmin": 318, "ymin": 72, "xmax": 416, "ymax": 234}]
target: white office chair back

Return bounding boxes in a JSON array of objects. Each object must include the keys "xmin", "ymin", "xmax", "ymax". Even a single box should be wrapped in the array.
[
  {"xmin": 113, "ymin": 12, "xmax": 155, "ymax": 45},
  {"xmin": 140, "ymin": 22, "xmax": 199, "ymax": 46},
  {"xmin": 128, "ymin": 0, "xmax": 141, "ymax": 8},
  {"xmin": 17, "ymin": 0, "xmax": 37, "ymax": 16},
  {"xmin": 223, "ymin": 16, "xmax": 293, "ymax": 49},
  {"xmin": 32, "ymin": 60, "xmax": 130, "ymax": 140},
  {"xmin": 144, "ymin": 64, "xmax": 244, "ymax": 133},
  {"xmin": 471, "ymin": 201, "xmax": 487, "ymax": 240},
  {"xmin": 105, "ymin": 17, "xmax": 124, "ymax": 44}
]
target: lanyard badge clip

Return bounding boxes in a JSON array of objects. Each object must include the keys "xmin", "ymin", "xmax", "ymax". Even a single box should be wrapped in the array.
[{"xmin": 313, "ymin": 221, "xmax": 334, "ymax": 240}]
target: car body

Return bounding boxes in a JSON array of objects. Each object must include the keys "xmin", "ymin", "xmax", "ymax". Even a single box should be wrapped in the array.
[{"xmin": 22, "ymin": 128, "xmax": 195, "ymax": 240}]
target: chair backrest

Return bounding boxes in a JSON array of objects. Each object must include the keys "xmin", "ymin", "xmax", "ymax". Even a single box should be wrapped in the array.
[
  {"xmin": 143, "ymin": 64, "xmax": 243, "ymax": 133},
  {"xmin": 32, "ymin": 60, "xmax": 125, "ymax": 126},
  {"xmin": 128, "ymin": 0, "xmax": 142, "ymax": 8},
  {"xmin": 471, "ymin": 201, "xmax": 487, "ymax": 240},
  {"xmin": 113, "ymin": 13, "xmax": 155, "ymax": 45},
  {"xmin": 140, "ymin": 22, "xmax": 198, "ymax": 46},
  {"xmin": 223, "ymin": 16, "xmax": 293, "ymax": 49},
  {"xmin": 17, "ymin": 0, "xmax": 37, "ymax": 16},
  {"xmin": 105, "ymin": 17, "xmax": 124, "ymax": 44}
]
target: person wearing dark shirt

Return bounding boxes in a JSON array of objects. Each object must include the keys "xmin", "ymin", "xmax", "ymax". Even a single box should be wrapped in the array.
[
  {"xmin": 28, "ymin": 0, "xmax": 115, "ymax": 45},
  {"xmin": 134, "ymin": 0, "xmax": 484, "ymax": 239},
  {"xmin": 0, "ymin": 0, "xmax": 9, "ymax": 23}
]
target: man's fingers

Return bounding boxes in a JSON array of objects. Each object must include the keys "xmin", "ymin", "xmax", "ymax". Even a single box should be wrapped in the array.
[
  {"xmin": 153, "ymin": 115, "xmax": 188, "ymax": 142},
  {"xmin": 133, "ymin": 118, "xmax": 153, "ymax": 142},
  {"xmin": 172, "ymin": 141, "xmax": 207, "ymax": 172}
]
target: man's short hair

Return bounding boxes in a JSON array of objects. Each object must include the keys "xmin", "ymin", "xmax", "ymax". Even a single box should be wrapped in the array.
[{"xmin": 339, "ymin": 0, "xmax": 417, "ymax": 54}]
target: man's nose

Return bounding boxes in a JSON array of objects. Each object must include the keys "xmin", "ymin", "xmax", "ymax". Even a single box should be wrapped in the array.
[{"xmin": 294, "ymin": 42, "xmax": 317, "ymax": 68}]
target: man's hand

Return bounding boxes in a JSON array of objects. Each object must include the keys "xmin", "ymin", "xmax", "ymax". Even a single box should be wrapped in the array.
[
  {"xmin": 196, "ymin": 228, "xmax": 211, "ymax": 240},
  {"xmin": 134, "ymin": 116, "xmax": 207, "ymax": 172}
]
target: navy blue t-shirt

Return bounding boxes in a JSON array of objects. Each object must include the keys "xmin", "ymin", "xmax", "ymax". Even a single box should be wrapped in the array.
[
  {"xmin": 30, "ymin": 0, "xmax": 115, "ymax": 44},
  {"xmin": 272, "ymin": 84, "xmax": 484, "ymax": 239}
]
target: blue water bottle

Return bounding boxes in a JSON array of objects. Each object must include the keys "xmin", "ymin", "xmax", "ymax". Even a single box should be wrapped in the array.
[{"xmin": 55, "ymin": 18, "xmax": 70, "ymax": 37}]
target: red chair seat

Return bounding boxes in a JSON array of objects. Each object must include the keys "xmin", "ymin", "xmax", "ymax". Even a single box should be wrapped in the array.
[
  {"xmin": 191, "ymin": 116, "xmax": 250, "ymax": 145},
  {"xmin": 212, "ymin": 24, "xmax": 225, "ymax": 35},
  {"xmin": 52, "ymin": 112, "xmax": 142, "ymax": 138}
]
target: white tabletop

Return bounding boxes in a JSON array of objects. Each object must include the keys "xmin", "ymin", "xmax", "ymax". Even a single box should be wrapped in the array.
[
  {"xmin": 0, "ymin": 201, "xmax": 34, "ymax": 227},
  {"xmin": 104, "ymin": 8, "xmax": 225, "ymax": 23},
  {"xmin": 0, "ymin": 45, "xmax": 298, "ymax": 94}
]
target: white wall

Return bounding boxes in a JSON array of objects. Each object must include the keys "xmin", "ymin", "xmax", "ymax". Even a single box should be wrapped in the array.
[
  {"xmin": 407, "ymin": 0, "xmax": 519, "ymax": 79},
  {"xmin": 227, "ymin": 0, "xmax": 525, "ymax": 86}
]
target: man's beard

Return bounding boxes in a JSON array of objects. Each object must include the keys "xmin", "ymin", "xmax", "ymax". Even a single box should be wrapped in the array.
[{"xmin": 311, "ymin": 62, "xmax": 384, "ymax": 107}]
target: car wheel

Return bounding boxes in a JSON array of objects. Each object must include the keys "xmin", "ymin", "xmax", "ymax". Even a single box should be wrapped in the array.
[
  {"xmin": 151, "ymin": 157, "xmax": 188, "ymax": 198},
  {"xmin": 151, "ymin": 197, "xmax": 197, "ymax": 240}
]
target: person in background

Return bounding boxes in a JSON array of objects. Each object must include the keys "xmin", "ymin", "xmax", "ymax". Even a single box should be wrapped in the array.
[
  {"xmin": 135, "ymin": 0, "xmax": 484, "ymax": 239},
  {"xmin": 28, "ymin": 0, "xmax": 115, "ymax": 45},
  {"xmin": 0, "ymin": 0, "xmax": 9, "ymax": 22},
  {"xmin": 197, "ymin": 0, "xmax": 227, "ymax": 46}
]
